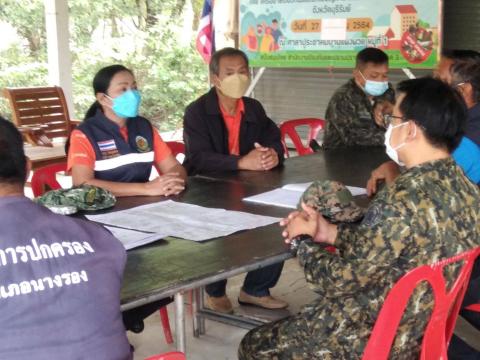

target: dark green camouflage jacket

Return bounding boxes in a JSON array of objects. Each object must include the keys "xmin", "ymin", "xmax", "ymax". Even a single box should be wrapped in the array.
[
  {"xmin": 323, "ymin": 79, "xmax": 394, "ymax": 149},
  {"xmin": 297, "ymin": 157, "xmax": 480, "ymax": 358}
]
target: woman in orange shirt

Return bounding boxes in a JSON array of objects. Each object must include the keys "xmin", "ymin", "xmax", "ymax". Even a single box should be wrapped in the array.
[{"xmin": 68, "ymin": 65, "xmax": 186, "ymax": 197}]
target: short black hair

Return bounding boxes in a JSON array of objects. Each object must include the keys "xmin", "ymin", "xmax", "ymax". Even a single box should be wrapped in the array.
[
  {"xmin": 209, "ymin": 47, "xmax": 249, "ymax": 75},
  {"xmin": 442, "ymin": 49, "xmax": 480, "ymax": 62},
  {"xmin": 355, "ymin": 48, "xmax": 389, "ymax": 68},
  {"xmin": 397, "ymin": 77, "xmax": 466, "ymax": 152},
  {"xmin": 0, "ymin": 117, "xmax": 27, "ymax": 184},
  {"xmin": 272, "ymin": 19, "xmax": 278, "ymax": 23},
  {"xmin": 450, "ymin": 58, "xmax": 480, "ymax": 103}
]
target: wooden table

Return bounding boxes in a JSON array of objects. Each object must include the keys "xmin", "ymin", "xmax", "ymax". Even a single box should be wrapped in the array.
[
  {"xmin": 116, "ymin": 147, "xmax": 388, "ymax": 353},
  {"xmin": 24, "ymin": 143, "xmax": 66, "ymax": 170},
  {"xmin": 197, "ymin": 146, "xmax": 388, "ymax": 188}
]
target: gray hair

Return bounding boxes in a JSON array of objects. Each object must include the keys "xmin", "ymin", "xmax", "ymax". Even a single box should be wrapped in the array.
[{"xmin": 209, "ymin": 47, "xmax": 249, "ymax": 75}]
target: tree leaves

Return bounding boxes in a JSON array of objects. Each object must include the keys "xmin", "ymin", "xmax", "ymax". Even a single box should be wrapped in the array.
[{"xmin": 0, "ymin": 0, "xmax": 208, "ymax": 131}]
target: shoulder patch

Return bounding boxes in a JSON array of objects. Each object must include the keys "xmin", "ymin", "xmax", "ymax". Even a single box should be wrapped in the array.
[
  {"xmin": 361, "ymin": 203, "xmax": 383, "ymax": 227},
  {"xmin": 136, "ymin": 135, "xmax": 150, "ymax": 152}
]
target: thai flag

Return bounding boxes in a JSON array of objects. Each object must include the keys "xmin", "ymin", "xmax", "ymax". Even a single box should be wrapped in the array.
[
  {"xmin": 97, "ymin": 139, "xmax": 117, "ymax": 152},
  {"xmin": 196, "ymin": 0, "xmax": 214, "ymax": 63}
]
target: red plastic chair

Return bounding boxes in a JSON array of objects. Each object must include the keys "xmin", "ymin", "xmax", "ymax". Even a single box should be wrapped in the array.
[
  {"xmin": 279, "ymin": 118, "xmax": 325, "ymax": 157},
  {"xmin": 465, "ymin": 303, "xmax": 480, "ymax": 311},
  {"xmin": 362, "ymin": 247, "xmax": 480, "ymax": 360},
  {"xmin": 166, "ymin": 141, "xmax": 185, "ymax": 157},
  {"xmin": 159, "ymin": 307, "xmax": 174, "ymax": 344},
  {"xmin": 31, "ymin": 162, "xmax": 67, "ymax": 197},
  {"xmin": 31, "ymin": 163, "xmax": 174, "ymax": 345},
  {"xmin": 144, "ymin": 351, "xmax": 186, "ymax": 360}
]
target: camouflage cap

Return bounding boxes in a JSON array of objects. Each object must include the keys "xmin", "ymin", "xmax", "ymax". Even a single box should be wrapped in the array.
[
  {"xmin": 34, "ymin": 184, "xmax": 116, "ymax": 212},
  {"xmin": 298, "ymin": 180, "xmax": 364, "ymax": 223}
]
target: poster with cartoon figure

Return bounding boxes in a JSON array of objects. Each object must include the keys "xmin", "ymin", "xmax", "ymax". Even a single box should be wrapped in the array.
[{"xmin": 239, "ymin": 0, "xmax": 440, "ymax": 68}]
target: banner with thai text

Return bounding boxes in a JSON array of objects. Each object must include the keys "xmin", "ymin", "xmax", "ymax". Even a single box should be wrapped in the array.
[{"xmin": 239, "ymin": 0, "xmax": 440, "ymax": 68}]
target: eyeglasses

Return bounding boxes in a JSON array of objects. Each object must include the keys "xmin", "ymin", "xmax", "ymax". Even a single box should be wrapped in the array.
[{"xmin": 383, "ymin": 114, "xmax": 407, "ymax": 127}]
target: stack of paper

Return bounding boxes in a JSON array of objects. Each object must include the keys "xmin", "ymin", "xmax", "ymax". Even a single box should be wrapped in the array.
[
  {"xmin": 104, "ymin": 226, "xmax": 162, "ymax": 250},
  {"xmin": 87, "ymin": 200, "xmax": 280, "ymax": 242},
  {"xmin": 243, "ymin": 182, "xmax": 366, "ymax": 209}
]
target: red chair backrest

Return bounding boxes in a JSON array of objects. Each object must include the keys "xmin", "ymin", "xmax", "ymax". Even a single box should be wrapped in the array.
[
  {"xmin": 279, "ymin": 118, "xmax": 325, "ymax": 157},
  {"xmin": 166, "ymin": 141, "xmax": 185, "ymax": 158},
  {"xmin": 144, "ymin": 351, "xmax": 186, "ymax": 360},
  {"xmin": 31, "ymin": 162, "xmax": 67, "ymax": 197},
  {"xmin": 362, "ymin": 247, "xmax": 480, "ymax": 360}
]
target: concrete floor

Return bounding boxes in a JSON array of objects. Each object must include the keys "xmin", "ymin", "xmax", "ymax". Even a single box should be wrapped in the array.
[
  {"xmin": 128, "ymin": 256, "xmax": 480, "ymax": 360},
  {"xmin": 129, "ymin": 258, "xmax": 317, "ymax": 360}
]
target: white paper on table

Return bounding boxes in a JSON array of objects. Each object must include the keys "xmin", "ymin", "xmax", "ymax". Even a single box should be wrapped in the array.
[
  {"xmin": 345, "ymin": 186, "xmax": 367, "ymax": 196},
  {"xmin": 321, "ymin": 18, "xmax": 347, "ymax": 40},
  {"xmin": 87, "ymin": 200, "xmax": 280, "ymax": 242},
  {"xmin": 242, "ymin": 188, "xmax": 301, "ymax": 209},
  {"xmin": 104, "ymin": 226, "xmax": 166, "ymax": 250},
  {"xmin": 243, "ymin": 183, "xmax": 367, "ymax": 208},
  {"xmin": 282, "ymin": 182, "xmax": 313, "ymax": 192}
]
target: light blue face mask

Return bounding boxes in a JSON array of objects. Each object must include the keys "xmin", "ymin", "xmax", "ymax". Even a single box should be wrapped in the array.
[
  {"xmin": 106, "ymin": 89, "xmax": 141, "ymax": 118},
  {"xmin": 359, "ymin": 71, "xmax": 389, "ymax": 97}
]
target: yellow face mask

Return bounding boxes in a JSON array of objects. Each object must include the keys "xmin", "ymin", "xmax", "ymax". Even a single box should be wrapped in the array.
[{"xmin": 218, "ymin": 73, "xmax": 251, "ymax": 99}]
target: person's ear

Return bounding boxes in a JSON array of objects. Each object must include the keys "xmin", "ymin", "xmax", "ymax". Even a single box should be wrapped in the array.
[
  {"xmin": 353, "ymin": 69, "xmax": 365, "ymax": 87},
  {"xmin": 463, "ymin": 83, "xmax": 474, "ymax": 104},
  {"xmin": 211, "ymin": 73, "xmax": 221, "ymax": 88},
  {"xmin": 97, "ymin": 93, "xmax": 112, "ymax": 108},
  {"xmin": 407, "ymin": 121, "xmax": 418, "ymax": 141}
]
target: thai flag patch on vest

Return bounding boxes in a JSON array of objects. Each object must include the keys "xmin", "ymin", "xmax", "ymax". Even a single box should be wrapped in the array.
[
  {"xmin": 97, "ymin": 139, "xmax": 117, "ymax": 151},
  {"xmin": 97, "ymin": 139, "xmax": 119, "ymax": 159}
]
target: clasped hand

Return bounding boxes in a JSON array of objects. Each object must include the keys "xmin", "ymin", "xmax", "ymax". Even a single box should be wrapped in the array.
[
  {"xmin": 238, "ymin": 142, "xmax": 279, "ymax": 171},
  {"xmin": 145, "ymin": 172, "xmax": 185, "ymax": 196},
  {"xmin": 280, "ymin": 203, "xmax": 337, "ymax": 245}
]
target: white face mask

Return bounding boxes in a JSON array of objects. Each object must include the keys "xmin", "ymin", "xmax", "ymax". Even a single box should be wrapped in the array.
[{"xmin": 384, "ymin": 122, "xmax": 415, "ymax": 166}]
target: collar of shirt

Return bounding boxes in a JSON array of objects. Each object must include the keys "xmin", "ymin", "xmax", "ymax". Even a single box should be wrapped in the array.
[
  {"xmin": 0, "ymin": 195, "xmax": 30, "ymax": 207},
  {"xmin": 468, "ymin": 102, "xmax": 480, "ymax": 122},
  {"xmin": 94, "ymin": 109, "xmax": 129, "ymax": 142},
  {"xmin": 219, "ymin": 98, "xmax": 245, "ymax": 120},
  {"xmin": 219, "ymin": 99, "xmax": 245, "ymax": 155}
]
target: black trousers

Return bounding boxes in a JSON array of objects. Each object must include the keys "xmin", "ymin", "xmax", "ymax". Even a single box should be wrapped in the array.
[
  {"xmin": 448, "ymin": 259, "xmax": 480, "ymax": 359},
  {"xmin": 122, "ymin": 297, "xmax": 173, "ymax": 332},
  {"xmin": 206, "ymin": 261, "xmax": 284, "ymax": 297}
]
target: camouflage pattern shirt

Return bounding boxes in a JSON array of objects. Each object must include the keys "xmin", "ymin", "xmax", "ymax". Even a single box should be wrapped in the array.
[
  {"xmin": 323, "ymin": 79, "xmax": 394, "ymax": 149},
  {"xmin": 239, "ymin": 158, "xmax": 480, "ymax": 359}
]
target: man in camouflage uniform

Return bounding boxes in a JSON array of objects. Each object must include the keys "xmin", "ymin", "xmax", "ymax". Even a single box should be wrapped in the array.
[
  {"xmin": 239, "ymin": 78, "xmax": 480, "ymax": 359},
  {"xmin": 323, "ymin": 48, "xmax": 395, "ymax": 149}
]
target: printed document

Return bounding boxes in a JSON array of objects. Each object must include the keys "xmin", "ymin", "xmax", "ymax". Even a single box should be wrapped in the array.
[
  {"xmin": 104, "ymin": 226, "xmax": 165, "ymax": 250},
  {"xmin": 87, "ymin": 200, "xmax": 280, "ymax": 242},
  {"xmin": 243, "ymin": 182, "xmax": 367, "ymax": 209}
]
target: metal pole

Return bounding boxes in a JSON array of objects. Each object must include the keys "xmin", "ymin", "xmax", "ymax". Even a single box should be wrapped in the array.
[
  {"xmin": 198, "ymin": 287, "xmax": 206, "ymax": 334},
  {"xmin": 174, "ymin": 292, "xmax": 186, "ymax": 353},
  {"xmin": 401, "ymin": 68, "xmax": 416, "ymax": 79},
  {"xmin": 245, "ymin": 67, "xmax": 266, "ymax": 97},
  {"xmin": 192, "ymin": 288, "xmax": 200, "ymax": 338}
]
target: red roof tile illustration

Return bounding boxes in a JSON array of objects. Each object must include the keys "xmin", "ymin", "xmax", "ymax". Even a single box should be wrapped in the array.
[{"xmin": 395, "ymin": 5, "xmax": 417, "ymax": 14}]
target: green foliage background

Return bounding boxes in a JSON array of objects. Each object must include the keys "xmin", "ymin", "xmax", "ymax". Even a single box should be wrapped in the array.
[{"xmin": 0, "ymin": 0, "xmax": 208, "ymax": 131}]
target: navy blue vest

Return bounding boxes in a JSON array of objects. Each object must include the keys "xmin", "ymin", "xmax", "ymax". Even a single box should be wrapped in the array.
[{"xmin": 78, "ymin": 110, "xmax": 154, "ymax": 183}]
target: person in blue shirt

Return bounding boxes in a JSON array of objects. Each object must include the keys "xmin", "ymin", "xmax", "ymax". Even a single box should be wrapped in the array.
[
  {"xmin": 367, "ymin": 49, "xmax": 480, "ymax": 192},
  {"xmin": 449, "ymin": 56, "xmax": 480, "ymax": 183}
]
